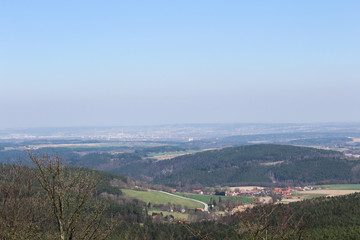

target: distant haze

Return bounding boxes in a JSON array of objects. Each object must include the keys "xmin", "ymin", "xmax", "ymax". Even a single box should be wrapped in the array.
[
  {"xmin": 1, "ymin": 123, "xmax": 360, "ymax": 142},
  {"xmin": 1, "ymin": 1, "xmax": 359, "ymax": 128}
]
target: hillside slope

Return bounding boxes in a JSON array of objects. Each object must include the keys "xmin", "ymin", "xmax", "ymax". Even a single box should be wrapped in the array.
[{"xmin": 148, "ymin": 144, "xmax": 357, "ymax": 187}]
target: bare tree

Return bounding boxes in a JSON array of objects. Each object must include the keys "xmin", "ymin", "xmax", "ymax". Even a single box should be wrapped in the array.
[
  {"xmin": 236, "ymin": 203, "xmax": 305, "ymax": 240},
  {"xmin": 0, "ymin": 162, "xmax": 50, "ymax": 240},
  {"xmin": 27, "ymin": 152, "xmax": 111, "ymax": 240}
]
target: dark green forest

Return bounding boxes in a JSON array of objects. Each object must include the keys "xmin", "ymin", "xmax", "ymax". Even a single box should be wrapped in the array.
[
  {"xmin": 2, "ymin": 157, "xmax": 360, "ymax": 239},
  {"xmin": 150, "ymin": 144, "xmax": 357, "ymax": 187},
  {"xmin": 1, "ymin": 144, "xmax": 359, "ymax": 188}
]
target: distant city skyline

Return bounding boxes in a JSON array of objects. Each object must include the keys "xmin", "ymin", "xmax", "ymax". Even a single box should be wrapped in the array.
[{"xmin": 1, "ymin": 1, "xmax": 359, "ymax": 128}]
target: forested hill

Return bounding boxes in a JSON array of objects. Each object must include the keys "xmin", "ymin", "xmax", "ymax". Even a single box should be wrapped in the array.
[
  {"xmin": 148, "ymin": 144, "xmax": 358, "ymax": 187},
  {"xmin": 221, "ymin": 192, "xmax": 360, "ymax": 239}
]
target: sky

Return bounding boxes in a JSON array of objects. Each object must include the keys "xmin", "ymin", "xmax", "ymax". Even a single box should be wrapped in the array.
[{"xmin": 1, "ymin": 1, "xmax": 359, "ymax": 128}]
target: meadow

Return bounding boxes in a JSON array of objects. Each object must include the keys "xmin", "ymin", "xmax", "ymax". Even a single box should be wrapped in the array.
[
  {"xmin": 175, "ymin": 193, "xmax": 254, "ymax": 204},
  {"xmin": 121, "ymin": 189, "xmax": 203, "ymax": 209},
  {"xmin": 315, "ymin": 184, "xmax": 360, "ymax": 190}
]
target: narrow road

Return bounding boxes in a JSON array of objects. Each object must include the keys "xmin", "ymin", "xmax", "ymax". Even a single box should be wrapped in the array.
[{"xmin": 158, "ymin": 191, "xmax": 209, "ymax": 212}]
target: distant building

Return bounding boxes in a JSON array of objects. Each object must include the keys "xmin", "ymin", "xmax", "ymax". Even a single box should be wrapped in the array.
[{"xmin": 193, "ymin": 190, "xmax": 203, "ymax": 195}]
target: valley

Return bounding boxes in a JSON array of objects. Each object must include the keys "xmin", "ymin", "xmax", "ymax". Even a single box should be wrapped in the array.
[{"xmin": 2, "ymin": 124, "xmax": 360, "ymax": 238}]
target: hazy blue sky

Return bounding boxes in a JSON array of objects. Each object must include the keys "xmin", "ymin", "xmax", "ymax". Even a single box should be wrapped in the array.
[{"xmin": 1, "ymin": 1, "xmax": 359, "ymax": 128}]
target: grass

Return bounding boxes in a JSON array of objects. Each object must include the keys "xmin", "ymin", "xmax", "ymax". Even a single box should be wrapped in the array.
[
  {"xmin": 148, "ymin": 210, "xmax": 189, "ymax": 220},
  {"xmin": 122, "ymin": 189, "xmax": 203, "ymax": 209},
  {"xmin": 175, "ymin": 193, "xmax": 254, "ymax": 204},
  {"xmin": 315, "ymin": 184, "xmax": 360, "ymax": 190}
]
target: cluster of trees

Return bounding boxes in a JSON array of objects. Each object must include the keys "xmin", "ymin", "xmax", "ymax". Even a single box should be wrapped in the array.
[
  {"xmin": 88, "ymin": 144, "xmax": 350, "ymax": 186},
  {"xmin": 228, "ymin": 192, "xmax": 360, "ymax": 239},
  {"xmin": 0, "ymin": 153, "xmax": 145, "ymax": 240},
  {"xmin": 135, "ymin": 146, "xmax": 185, "ymax": 155},
  {"xmin": 4, "ymin": 142, "xmax": 356, "ymax": 188},
  {"xmin": 112, "ymin": 193, "xmax": 360, "ymax": 239},
  {"xmin": 147, "ymin": 202, "xmax": 185, "ymax": 213},
  {"xmin": 61, "ymin": 144, "xmax": 353, "ymax": 187},
  {"xmin": 72, "ymin": 152, "xmax": 143, "ymax": 170},
  {"xmin": 3, "ymin": 151, "xmax": 360, "ymax": 239},
  {"xmin": 150, "ymin": 144, "xmax": 354, "ymax": 187}
]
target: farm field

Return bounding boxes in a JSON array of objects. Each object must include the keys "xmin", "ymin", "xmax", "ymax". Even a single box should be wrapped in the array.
[
  {"xmin": 303, "ymin": 189, "xmax": 360, "ymax": 197},
  {"xmin": 175, "ymin": 193, "xmax": 254, "ymax": 204},
  {"xmin": 148, "ymin": 150, "xmax": 199, "ymax": 157},
  {"xmin": 148, "ymin": 149, "xmax": 213, "ymax": 161},
  {"xmin": 228, "ymin": 186, "xmax": 264, "ymax": 191},
  {"xmin": 281, "ymin": 184, "xmax": 360, "ymax": 203},
  {"xmin": 280, "ymin": 192, "xmax": 327, "ymax": 204},
  {"xmin": 315, "ymin": 184, "xmax": 360, "ymax": 190},
  {"xmin": 148, "ymin": 150, "xmax": 200, "ymax": 161},
  {"xmin": 121, "ymin": 189, "xmax": 203, "ymax": 209}
]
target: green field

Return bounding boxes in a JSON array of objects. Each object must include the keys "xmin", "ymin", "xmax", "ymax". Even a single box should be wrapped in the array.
[
  {"xmin": 122, "ymin": 189, "xmax": 203, "ymax": 209},
  {"xmin": 315, "ymin": 184, "xmax": 360, "ymax": 190},
  {"xmin": 175, "ymin": 193, "xmax": 254, "ymax": 204},
  {"xmin": 148, "ymin": 210, "xmax": 189, "ymax": 220}
]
